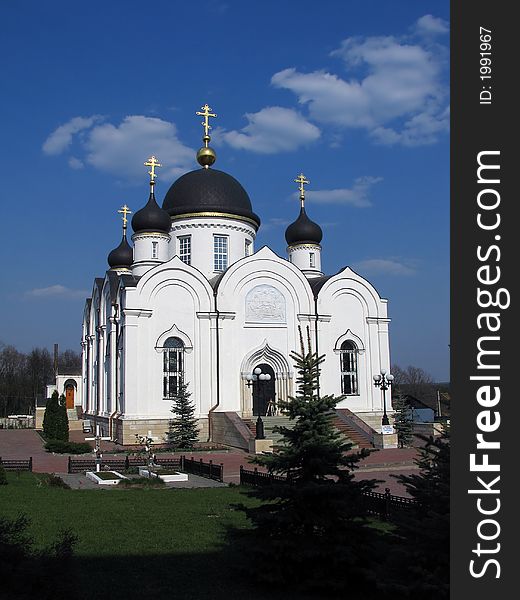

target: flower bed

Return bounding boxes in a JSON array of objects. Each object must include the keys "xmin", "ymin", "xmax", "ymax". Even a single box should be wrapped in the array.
[
  {"xmin": 86, "ymin": 471, "xmax": 127, "ymax": 485},
  {"xmin": 138, "ymin": 467, "xmax": 188, "ymax": 482}
]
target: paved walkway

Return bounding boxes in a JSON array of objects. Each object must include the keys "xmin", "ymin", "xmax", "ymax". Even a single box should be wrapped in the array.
[{"xmin": 0, "ymin": 429, "xmax": 420, "ymax": 495}]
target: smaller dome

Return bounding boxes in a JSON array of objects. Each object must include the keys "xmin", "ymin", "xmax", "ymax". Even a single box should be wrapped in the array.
[
  {"xmin": 285, "ymin": 207, "xmax": 323, "ymax": 246},
  {"xmin": 108, "ymin": 234, "xmax": 133, "ymax": 269},
  {"xmin": 131, "ymin": 191, "xmax": 171, "ymax": 234}
]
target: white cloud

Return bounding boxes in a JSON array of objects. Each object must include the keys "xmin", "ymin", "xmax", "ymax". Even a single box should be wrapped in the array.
[
  {"xmin": 371, "ymin": 105, "xmax": 449, "ymax": 146},
  {"xmin": 353, "ymin": 259, "xmax": 416, "ymax": 276},
  {"xmin": 42, "ymin": 116, "xmax": 102, "ymax": 155},
  {"xmin": 43, "ymin": 115, "xmax": 195, "ymax": 181},
  {"xmin": 68, "ymin": 157, "xmax": 84, "ymax": 170},
  {"xmin": 84, "ymin": 116, "xmax": 194, "ymax": 181},
  {"xmin": 26, "ymin": 285, "xmax": 88, "ymax": 299},
  {"xmin": 271, "ymin": 19, "xmax": 448, "ymax": 146},
  {"xmin": 301, "ymin": 176, "xmax": 382, "ymax": 207},
  {"xmin": 414, "ymin": 15, "xmax": 449, "ymax": 36},
  {"xmin": 218, "ymin": 106, "xmax": 320, "ymax": 154}
]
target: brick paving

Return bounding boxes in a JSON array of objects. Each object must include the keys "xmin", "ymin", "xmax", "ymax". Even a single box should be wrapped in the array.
[{"xmin": 1, "ymin": 429, "xmax": 419, "ymax": 495}]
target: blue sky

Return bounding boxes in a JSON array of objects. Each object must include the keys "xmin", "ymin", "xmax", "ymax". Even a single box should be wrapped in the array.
[{"xmin": 0, "ymin": 0, "xmax": 449, "ymax": 381}]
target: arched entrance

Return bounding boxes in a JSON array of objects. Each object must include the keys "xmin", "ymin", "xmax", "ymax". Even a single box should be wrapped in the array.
[{"xmin": 252, "ymin": 363, "xmax": 276, "ymax": 416}]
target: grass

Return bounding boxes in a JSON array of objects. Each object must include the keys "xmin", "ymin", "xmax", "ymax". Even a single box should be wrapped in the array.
[
  {"xmin": 1, "ymin": 472, "xmax": 311, "ymax": 600},
  {"xmin": 1, "ymin": 472, "xmax": 393, "ymax": 600}
]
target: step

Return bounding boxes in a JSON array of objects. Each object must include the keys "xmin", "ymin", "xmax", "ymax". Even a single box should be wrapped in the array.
[
  {"xmin": 67, "ymin": 409, "xmax": 79, "ymax": 421},
  {"xmin": 331, "ymin": 415, "xmax": 373, "ymax": 449}
]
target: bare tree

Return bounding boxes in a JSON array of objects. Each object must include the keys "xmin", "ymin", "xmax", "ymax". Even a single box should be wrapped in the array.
[{"xmin": 390, "ymin": 364, "xmax": 436, "ymax": 406}]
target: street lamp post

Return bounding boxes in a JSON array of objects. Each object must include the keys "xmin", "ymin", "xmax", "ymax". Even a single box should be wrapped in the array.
[
  {"xmin": 373, "ymin": 369, "xmax": 394, "ymax": 427},
  {"xmin": 246, "ymin": 367, "xmax": 272, "ymax": 440}
]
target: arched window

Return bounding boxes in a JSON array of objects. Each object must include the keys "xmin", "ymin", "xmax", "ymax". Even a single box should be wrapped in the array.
[
  {"xmin": 163, "ymin": 337, "xmax": 184, "ymax": 398},
  {"xmin": 340, "ymin": 341, "xmax": 358, "ymax": 395}
]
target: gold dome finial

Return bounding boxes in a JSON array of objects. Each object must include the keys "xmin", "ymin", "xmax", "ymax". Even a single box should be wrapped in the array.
[
  {"xmin": 117, "ymin": 204, "xmax": 132, "ymax": 233},
  {"xmin": 294, "ymin": 173, "xmax": 310, "ymax": 208},
  {"xmin": 144, "ymin": 155, "xmax": 162, "ymax": 189},
  {"xmin": 196, "ymin": 103, "xmax": 217, "ymax": 168}
]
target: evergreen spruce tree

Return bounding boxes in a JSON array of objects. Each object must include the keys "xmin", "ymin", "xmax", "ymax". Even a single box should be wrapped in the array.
[
  {"xmin": 238, "ymin": 327, "xmax": 381, "ymax": 596},
  {"xmin": 393, "ymin": 392, "xmax": 413, "ymax": 448},
  {"xmin": 168, "ymin": 380, "xmax": 199, "ymax": 449},
  {"xmin": 55, "ymin": 394, "xmax": 69, "ymax": 441},
  {"xmin": 42, "ymin": 390, "xmax": 60, "ymax": 439},
  {"xmin": 381, "ymin": 425, "xmax": 450, "ymax": 599}
]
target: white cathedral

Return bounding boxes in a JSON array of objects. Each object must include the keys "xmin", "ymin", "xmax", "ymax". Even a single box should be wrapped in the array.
[{"xmin": 81, "ymin": 105, "xmax": 392, "ymax": 447}]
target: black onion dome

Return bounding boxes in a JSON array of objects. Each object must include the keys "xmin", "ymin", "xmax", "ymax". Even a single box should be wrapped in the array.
[
  {"xmin": 162, "ymin": 168, "xmax": 260, "ymax": 228},
  {"xmin": 285, "ymin": 207, "xmax": 323, "ymax": 245},
  {"xmin": 108, "ymin": 234, "xmax": 133, "ymax": 269},
  {"xmin": 131, "ymin": 191, "xmax": 171, "ymax": 234}
]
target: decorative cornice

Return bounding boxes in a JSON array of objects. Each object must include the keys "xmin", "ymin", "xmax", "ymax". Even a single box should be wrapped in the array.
[
  {"xmin": 297, "ymin": 313, "xmax": 332, "ymax": 322},
  {"xmin": 171, "ymin": 220, "xmax": 256, "ymax": 236},
  {"xmin": 287, "ymin": 243, "xmax": 321, "ymax": 251},
  {"xmin": 366, "ymin": 317, "xmax": 391, "ymax": 324},
  {"xmin": 171, "ymin": 211, "xmax": 259, "ymax": 229},
  {"xmin": 123, "ymin": 308, "xmax": 153, "ymax": 318},
  {"xmin": 196, "ymin": 311, "xmax": 235, "ymax": 320},
  {"xmin": 131, "ymin": 232, "xmax": 171, "ymax": 241}
]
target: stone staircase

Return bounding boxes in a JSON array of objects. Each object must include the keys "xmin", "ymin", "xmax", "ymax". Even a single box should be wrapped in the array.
[
  {"xmin": 243, "ymin": 414, "xmax": 374, "ymax": 450},
  {"xmin": 330, "ymin": 413, "xmax": 373, "ymax": 449},
  {"xmin": 262, "ymin": 416, "xmax": 293, "ymax": 445},
  {"xmin": 243, "ymin": 416, "xmax": 293, "ymax": 446},
  {"xmin": 67, "ymin": 407, "xmax": 85, "ymax": 431},
  {"xmin": 67, "ymin": 408, "xmax": 79, "ymax": 421}
]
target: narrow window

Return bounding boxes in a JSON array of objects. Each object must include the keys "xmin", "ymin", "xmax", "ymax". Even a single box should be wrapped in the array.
[
  {"xmin": 152, "ymin": 241, "xmax": 158, "ymax": 259},
  {"xmin": 245, "ymin": 239, "xmax": 252, "ymax": 257},
  {"xmin": 340, "ymin": 341, "xmax": 358, "ymax": 395},
  {"xmin": 163, "ymin": 337, "xmax": 184, "ymax": 398},
  {"xmin": 214, "ymin": 235, "xmax": 228, "ymax": 271},
  {"xmin": 179, "ymin": 236, "xmax": 191, "ymax": 265},
  {"xmin": 309, "ymin": 252, "xmax": 315, "ymax": 268}
]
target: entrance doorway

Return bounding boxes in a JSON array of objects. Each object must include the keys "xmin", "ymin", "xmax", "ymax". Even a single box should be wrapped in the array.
[
  {"xmin": 65, "ymin": 385, "xmax": 75, "ymax": 409},
  {"xmin": 252, "ymin": 363, "xmax": 276, "ymax": 416}
]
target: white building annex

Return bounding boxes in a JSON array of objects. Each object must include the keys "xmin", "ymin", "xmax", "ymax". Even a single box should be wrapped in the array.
[{"xmin": 81, "ymin": 105, "xmax": 393, "ymax": 447}]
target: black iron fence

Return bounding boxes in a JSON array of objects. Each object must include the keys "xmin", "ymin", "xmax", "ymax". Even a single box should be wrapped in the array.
[
  {"xmin": 181, "ymin": 456, "xmax": 224, "ymax": 482},
  {"xmin": 239, "ymin": 466, "xmax": 416, "ymax": 521},
  {"xmin": 0, "ymin": 457, "xmax": 33, "ymax": 471},
  {"xmin": 67, "ymin": 454, "xmax": 223, "ymax": 482},
  {"xmin": 239, "ymin": 466, "xmax": 289, "ymax": 486}
]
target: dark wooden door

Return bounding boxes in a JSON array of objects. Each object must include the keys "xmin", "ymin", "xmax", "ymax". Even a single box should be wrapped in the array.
[{"xmin": 252, "ymin": 363, "xmax": 276, "ymax": 416}]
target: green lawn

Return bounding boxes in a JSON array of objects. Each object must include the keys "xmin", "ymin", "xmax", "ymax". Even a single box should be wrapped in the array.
[
  {"xmin": 0, "ymin": 473, "xmax": 319, "ymax": 600},
  {"xmin": 1, "ymin": 473, "xmax": 254, "ymax": 556},
  {"xmin": 1, "ymin": 473, "xmax": 391, "ymax": 599}
]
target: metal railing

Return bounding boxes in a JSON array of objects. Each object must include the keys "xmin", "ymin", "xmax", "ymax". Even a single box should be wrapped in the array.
[
  {"xmin": 181, "ymin": 456, "xmax": 224, "ymax": 482},
  {"xmin": 67, "ymin": 454, "xmax": 223, "ymax": 482},
  {"xmin": 0, "ymin": 457, "xmax": 33, "ymax": 471},
  {"xmin": 239, "ymin": 466, "xmax": 416, "ymax": 521}
]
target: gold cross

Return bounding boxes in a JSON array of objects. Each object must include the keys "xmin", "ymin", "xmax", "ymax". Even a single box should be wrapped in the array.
[
  {"xmin": 294, "ymin": 173, "xmax": 310, "ymax": 207},
  {"xmin": 118, "ymin": 204, "xmax": 132, "ymax": 230},
  {"xmin": 144, "ymin": 155, "xmax": 162, "ymax": 183},
  {"xmin": 196, "ymin": 103, "xmax": 217, "ymax": 143}
]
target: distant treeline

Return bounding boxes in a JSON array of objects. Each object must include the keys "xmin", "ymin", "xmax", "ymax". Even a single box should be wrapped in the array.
[{"xmin": 0, "ymin": 343, "xmax": 81, "ymax": 417}]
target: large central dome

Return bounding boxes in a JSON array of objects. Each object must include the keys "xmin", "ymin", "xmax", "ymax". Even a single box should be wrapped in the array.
[{"xmin": 162, "ymin": 168, "xmax": 260, "ymax": 229}]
